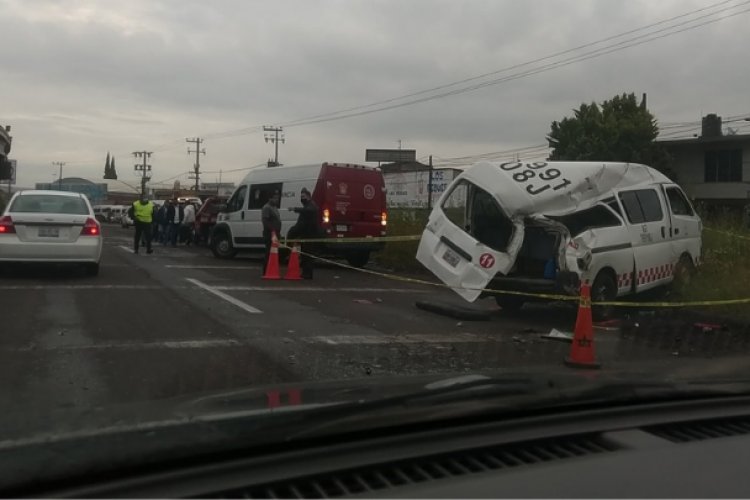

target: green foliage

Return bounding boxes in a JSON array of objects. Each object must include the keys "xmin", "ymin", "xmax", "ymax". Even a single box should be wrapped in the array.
[
  {"xmin": 110, "ymin": 156, "xmax": 118, "ymax": 180},
  {"xmin": 0, "ymin": 191, "xmax": 6, "ymax": 213},
  {"xmin": 104, "ymin": 152, "xmax": 111, "ymax": 179},
  {"xmin": 373, "ymin": 209, "xmax": 429, "ymax": 272},
  {"xmin": 548, "ymin": 92, "xmax": 675, "ymax": 179}
]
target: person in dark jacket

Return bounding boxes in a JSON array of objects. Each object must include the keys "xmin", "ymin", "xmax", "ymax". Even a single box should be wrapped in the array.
[
  {"xmin": 287, "ymin": 187, "xmax": 320, "ymax": 279},
  {"xmin": 155, "ymin": 203, "xmax": 169, "ymax": 244},
  {"xmin": 166, "ymin": 200, "xmax": 184, "ymax": 247},
  {"xmin": 261, "ymin": 191, "xmax": 282, "ymax": 276}
]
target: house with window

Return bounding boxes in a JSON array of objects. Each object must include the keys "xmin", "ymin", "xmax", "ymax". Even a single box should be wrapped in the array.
[{"xmin": 658, "ymin": 114, "xmax": 750, "ymax": 210}]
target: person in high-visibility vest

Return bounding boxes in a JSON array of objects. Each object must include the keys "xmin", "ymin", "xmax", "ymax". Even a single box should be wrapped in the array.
[{"xmin": 130, "ymin": 195, "xmax": 154, "ymax": 254}]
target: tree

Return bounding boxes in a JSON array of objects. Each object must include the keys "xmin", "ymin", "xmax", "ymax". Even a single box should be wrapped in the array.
[
  {"xmin": 104, "ymin": 152, "xmax": 111, "ymax": 179},
  {"xmin": 547, "ymin": 92, "xmax": 674, "ymax": 179},
  {"xmin": 110, "ymin": 156, "xmax": 118, "ymax": 180}
]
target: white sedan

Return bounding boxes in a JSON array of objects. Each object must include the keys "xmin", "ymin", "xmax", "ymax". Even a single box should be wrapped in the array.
[{"xmin": 0, "ymin": 190, "xmax": 103, "ymax": 275}]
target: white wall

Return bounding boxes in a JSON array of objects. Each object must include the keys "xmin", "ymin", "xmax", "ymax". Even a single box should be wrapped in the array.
[{"xmin": 384, "ymin": 169, "xmax": 461, "ymax": 208}]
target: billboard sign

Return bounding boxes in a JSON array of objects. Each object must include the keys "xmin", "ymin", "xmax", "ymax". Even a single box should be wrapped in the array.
[
  {"xmin": 365, "ymin": 149, "xmax": 417, "ymax": 163},
  {"xmin": 383, "ymin": 168, "xmax": 463, "ymax": 208}
]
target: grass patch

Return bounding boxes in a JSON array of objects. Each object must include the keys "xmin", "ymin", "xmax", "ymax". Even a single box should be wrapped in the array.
[
  {"xmin": 373, "ymin": 209, "xmax": 429, "ymax": 272},
  {"xmin": 677, "ymin": 216, "xmax": 750, "ymax": 322}
]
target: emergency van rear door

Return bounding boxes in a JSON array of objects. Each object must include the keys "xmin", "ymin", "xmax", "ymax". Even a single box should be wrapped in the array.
[{"xmin": 417, "ymin": 179, "xmax": 523, "ymax": 302}]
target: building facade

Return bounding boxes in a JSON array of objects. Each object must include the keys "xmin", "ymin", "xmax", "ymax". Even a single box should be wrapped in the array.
[{"xmin": 659, "ymin": 114, "xmax": 750, "ymax": 210}]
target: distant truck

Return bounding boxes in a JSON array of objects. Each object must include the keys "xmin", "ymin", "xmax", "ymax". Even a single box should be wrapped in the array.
[
  {"xmin": 211, "ymin": 162, "xmax": 387, "ymax": 267},
  {"xmin": 417, "ymin": 161, "xmax": 702, "ymax": 316}
]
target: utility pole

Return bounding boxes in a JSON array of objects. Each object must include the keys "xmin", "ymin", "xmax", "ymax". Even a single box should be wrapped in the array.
[
  {"xmin": 132, "ymin": 151, "xmax": 152, "ymax": 197},
  {"xmin": 186, "ymin": 137, "xmax": 206, "ymax": 191},
  {"xmin": 427, "ymin": 155, "xmax": 433, "ymax": 210},
  {"xmin": 52, "ymin": 161, "xmax": 65, "ymax": 190},
  {"xmin": 263, "ymin": 126, "xmax": 284, "ymax": 167}
]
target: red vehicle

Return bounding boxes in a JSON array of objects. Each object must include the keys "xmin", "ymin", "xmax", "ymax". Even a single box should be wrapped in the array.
[
  {"xmin": 194, "ymin": 196, "xmax": 228, "ymax": 245},
  {"xmin": 210, "ymin": 163, "xmax": 387, "ymax": 267}
]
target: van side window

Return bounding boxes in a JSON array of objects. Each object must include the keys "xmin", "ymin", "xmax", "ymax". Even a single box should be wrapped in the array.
[
  {"xmin": 601, "ymin": 196, "xmax": 623, "ymax": 217},
  {"xmin": 441, "ymin": 181, "xmax": 469, "ymax": 230},
  {"xmin": 551, "ymin": 205, "xmax": 622, "ymax": 237},
  {"xmin": 248, "ymin": 183, "xmax": 283, "ymax": 209},
  {"xmin": 227, "ymin": 185, "xmax": 247, "ymax": 212},
  {"xmin": 469, "ymin": 187, "xmax": 514, "ymax": 252},
  {"xmin": 618, "ymin": 189, "xmax": 663, "ymax": 224},
  {"xmin": 665, "ymin": 187, "xmax": 694, "ymax": 216}
]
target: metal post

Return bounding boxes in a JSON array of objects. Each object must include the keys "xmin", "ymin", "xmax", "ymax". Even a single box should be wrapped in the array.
[{"xmin": 427, "ymin": 155, "xmax": 434, "ymax": 210}]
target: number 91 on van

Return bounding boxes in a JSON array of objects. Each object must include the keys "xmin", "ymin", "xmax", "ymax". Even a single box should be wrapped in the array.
[{"xmin": 416, "ymin": 161, "xmax": 701, "ymax": 316}]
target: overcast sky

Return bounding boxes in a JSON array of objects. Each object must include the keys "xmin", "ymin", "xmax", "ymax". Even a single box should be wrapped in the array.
[{"xmin": 3, "ymin": 0, "xmax": 750, "ymax": 190}]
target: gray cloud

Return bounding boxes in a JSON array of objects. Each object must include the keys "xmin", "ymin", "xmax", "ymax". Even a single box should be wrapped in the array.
[{"xmin": 2, "ymin": 0, "xmax": 749, "ymax": 187}]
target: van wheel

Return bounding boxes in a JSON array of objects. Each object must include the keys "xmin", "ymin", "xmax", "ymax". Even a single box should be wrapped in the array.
[
  {"xmin": 211, "ymin": 232, "xmax": 237, "ymax": 259},
  {"xmin": 591, "ymin": 272, "xmax": 617, "ymax": 321},
  {"xmin": 672, "ymin": 254, "xmax": 695, "ymax": 294},
  {"xmin": 346, "ymin": 251, "xmax": 370, "ymax": 268},
  {"xmin": 495, "ymin": 295, "xmax": 525, "ymax": 314}
]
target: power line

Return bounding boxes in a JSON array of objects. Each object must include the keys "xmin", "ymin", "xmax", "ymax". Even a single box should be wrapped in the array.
[{"xmin": 281, "ymin": 2, "xmax": 750, "ymax": 129}]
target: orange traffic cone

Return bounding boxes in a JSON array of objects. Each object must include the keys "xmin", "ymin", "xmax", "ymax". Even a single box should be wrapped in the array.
[
  {"xmin": 284, "ymin": 244, "xmax": 302, "ymax": 280},
  {"xmin": 262, "ymin": 232, "xmax": 281, "ymax": 280},
  {"xmin": 564, "ymin": 283, "xmax": 600, "ymax": 369}
]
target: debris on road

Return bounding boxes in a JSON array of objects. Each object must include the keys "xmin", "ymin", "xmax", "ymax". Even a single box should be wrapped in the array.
[
  {"xmin": 353, "ymin": 299, "xmax": 374, "ymax": 305},
  {"xmin": 541, "ymin": 328, "xmax": 574, "ymax": 342},
  {"xmin": 415, "ymin": 300, "xmax": 491, "ymax": 321}
]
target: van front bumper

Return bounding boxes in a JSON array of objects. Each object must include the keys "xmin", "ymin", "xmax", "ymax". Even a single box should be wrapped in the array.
[{"xmin": 481, "ymin": 271, "xmax": 581, "ymax": 299}]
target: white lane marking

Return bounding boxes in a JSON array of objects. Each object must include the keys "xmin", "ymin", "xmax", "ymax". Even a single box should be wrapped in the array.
[
  {"xmin": 303, "ymin": 333, "xmax": 492, "ymax": 345},
  {"xmin": 118, "ymin": 245, "xmax": 134, "ymax": 253},
  {"xmin": 186, "ymin": 278, "xmax": 262, "ymax": 314},
  {"xmin": 15, "ymin": 339, "xmax": 241, "ymax": 352},
  {"xmin": 213, "ymin": 286, "xmax": 429, "ymax": 293},
  {"xmin": 0, "ymin": 285, "xmax": 166, "ymax": 290}
]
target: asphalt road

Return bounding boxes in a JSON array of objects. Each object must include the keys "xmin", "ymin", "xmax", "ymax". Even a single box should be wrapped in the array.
[{"xmin": 1, "ymin": 224, "xmax": 747, "ymax": 439}]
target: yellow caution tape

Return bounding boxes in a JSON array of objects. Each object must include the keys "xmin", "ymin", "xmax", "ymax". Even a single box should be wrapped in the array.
[
  {"xmin": 283, "ymin": 234, "xmax": 421, "ymax": 244},
  {"xmin": 279, "ymin": 242, "xmax": 750, "ymax": 308},
  {"xmin": 704, "ymin": 226, "xmax": 750, "ymax": 241}
]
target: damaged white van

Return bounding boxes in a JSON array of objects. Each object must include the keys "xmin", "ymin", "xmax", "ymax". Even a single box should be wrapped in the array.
[{"xmin": 417, "ymin": 161, "xmax": 702, "ymax": 316}]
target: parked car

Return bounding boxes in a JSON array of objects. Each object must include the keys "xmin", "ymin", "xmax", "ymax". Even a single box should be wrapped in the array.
[
  {"xmin": 211, "ymin": 162, "xmax": 387, "ymax": 267},
  {"xmin": 417, "ymin": 161, "xmax": 702, "ymax": 316},
  {"xmin": 0, "ymin": 190, "xmax": 103, "ymax": 275}
]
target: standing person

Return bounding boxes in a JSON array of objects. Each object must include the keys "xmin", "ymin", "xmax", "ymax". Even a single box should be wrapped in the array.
[
  {"xmin": 261, "ymin": 191, "xmax": 282, "ymax": 275},
  {"xmin": 167, "ymin": 200, "xmax": 184, "ymax": 247},
  {"xmin": 288, "ymin": 187, "xmax": 319, "ymax": 279},
  {"xmin": 156, "ymin": 202, "xmax": 168, "ymax": 244},
  {"xmin": 181, "ymin": 202, "xmax": 196, "ymax": 246},
  {"xmin": 130, "ymin": 194, "xmax": 154, "ymax": 255}
]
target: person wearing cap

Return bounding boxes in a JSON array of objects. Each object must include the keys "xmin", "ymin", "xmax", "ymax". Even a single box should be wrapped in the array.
[
  {"xmin": 288, "ymin": 187, "xmax": 319, "ymax": 279},
  {"xmin": 261, "ymin": 190, "xmax": 282, "ymax": 275}
]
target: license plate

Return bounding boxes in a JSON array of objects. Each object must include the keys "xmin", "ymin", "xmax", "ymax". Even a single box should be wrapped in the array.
[
  {"xmin": 38, "ymin": 227, "xmax": 59, "ymax": 238},
  {"xmin": 442, "ymin": 248, "xmax": 461, "ymax": 267},
  {"xmin": 336, "ymin": 224, "xmax": 348, "ymax": 232}
]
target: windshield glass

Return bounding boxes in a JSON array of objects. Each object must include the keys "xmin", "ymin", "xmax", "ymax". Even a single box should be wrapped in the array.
[{"xmin": 0, "ymin": 1, "xmax": 749, "ymax": 488}]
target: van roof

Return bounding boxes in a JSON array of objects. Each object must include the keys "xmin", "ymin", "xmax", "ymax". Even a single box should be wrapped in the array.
[
  {"xmin": 460, "ymin": 161, "xmax": 673, "ymax": 217},
  {"xmin": 239, "ymin": 162, "xmax": 379, "ymax": 185}
]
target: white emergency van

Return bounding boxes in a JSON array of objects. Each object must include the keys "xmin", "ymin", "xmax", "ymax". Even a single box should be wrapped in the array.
[
  {"xmin": 211, "ymin": 162, "xmax": 387, "ymax": 267},
  {"xmin": 417, "ymin": 161, "xmax": 702, "ymax": 315}
]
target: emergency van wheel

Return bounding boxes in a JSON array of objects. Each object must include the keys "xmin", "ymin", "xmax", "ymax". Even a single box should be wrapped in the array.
[
  {"xmin": 495, "ymin": 295, "xmax": 525, "ymax": 314},
  {"xmin": 591, "ymin": 271, "xmax": 617, "ymax": 321},
  {"xmin": 211, "ymin": 232, "xmax": 237, "ymax": 259},
  {"xmin": 346, "ymin": 251, "xmax": 370, "ymax": 268}
]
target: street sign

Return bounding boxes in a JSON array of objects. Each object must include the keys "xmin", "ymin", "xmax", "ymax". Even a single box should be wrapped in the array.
[{"xmin": 365, "ymin": 149, "xmax": 416, "ymax": 163}]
